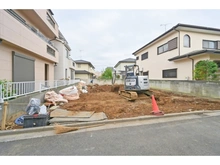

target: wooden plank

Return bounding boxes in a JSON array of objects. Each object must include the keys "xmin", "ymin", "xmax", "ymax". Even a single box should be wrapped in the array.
[
  {"xmin": 1, "ymin": 102, "xmax": 8, "ymax": 130},
  {"xmin": 50, "ymin": 108, "xmax": 95, "ymax": 118},
  {"xmin": 50, "ymin": 112, "xmax": 107, "ymax": 124}
]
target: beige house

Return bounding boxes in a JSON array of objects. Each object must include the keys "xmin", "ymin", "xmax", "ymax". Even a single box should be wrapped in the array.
[
  {"xmin": 0, "ymin": 9, "xmax": 59, "ymax": 82},
  {"xmin": 133, "ymin": 23, "xmax": 220, "ymax": 80},
  {"xmin": 75, "ymin": 60, "xmax": 95, "ymax": 80},
  {"xmin": 114, "ymin": 58, "xmax": 136, "ymax": 79},
  {"xmin": 53, "ymin": 31, "xmax": 76, "ymax": 80}
]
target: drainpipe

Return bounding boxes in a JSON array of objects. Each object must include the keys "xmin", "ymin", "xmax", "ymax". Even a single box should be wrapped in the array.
[
  {"xmin": 187, "ymin": 56, "xmax": 194, "ymax": 80},
  {"xmin": 174, "ymin": 29, "xmax": 180, "ymax": 56}
]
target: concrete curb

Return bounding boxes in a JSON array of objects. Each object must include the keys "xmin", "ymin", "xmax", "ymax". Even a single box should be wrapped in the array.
[{"xmin": 0, "ymin": 110, "xmax": 219, "ymax": 136}]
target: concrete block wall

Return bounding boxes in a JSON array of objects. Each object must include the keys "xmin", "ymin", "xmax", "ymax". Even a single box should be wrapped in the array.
[{"xmin": 149, "ymin": 80, "xmax": 220, "ymax": 99}]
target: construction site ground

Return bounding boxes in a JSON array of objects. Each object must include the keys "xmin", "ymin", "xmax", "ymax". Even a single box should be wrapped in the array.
[
  {"xmin": 61, "ymin": 84, "xmax": 220, "ymax": 119},
  {"xmin": 3, "ymin": 84, "xmax": 220, "ymax": 130}
]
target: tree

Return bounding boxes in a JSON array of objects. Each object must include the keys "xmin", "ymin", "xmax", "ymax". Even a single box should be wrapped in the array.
[
  {"xmin": 194, "ymin": 60, "xmax": 218, "ymax": 81},
  {"xmin": 100, "ymin": 68, "xmax": 113, "ymax": 80}
]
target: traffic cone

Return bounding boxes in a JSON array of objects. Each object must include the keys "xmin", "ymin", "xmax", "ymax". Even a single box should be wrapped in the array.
[{"xmin": 151, "ymin": 95, "xmax": 164, "ymax": 116}]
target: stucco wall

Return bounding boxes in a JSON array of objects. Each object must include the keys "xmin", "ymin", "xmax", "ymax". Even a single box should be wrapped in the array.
[
  {"xmin": 0, "ymin": 10, "xmax": 59, "ymax": 63},
  {"xmin": 0, "ymin": 42, "xmax": 54, "ymax": 81},
  {"xmin": 135, "ymin": 31, "xmax": 180, "ymax": 80}
]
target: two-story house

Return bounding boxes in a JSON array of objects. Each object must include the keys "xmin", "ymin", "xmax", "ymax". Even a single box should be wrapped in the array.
[
  {"xmin": 114, "ymin": 58, "xmax": 136, "ymax": 79},
  {"xmin": 0, "ymin": 9, "xmax": 59, "ymax": 82},
  {"xmin": 133, "ymin": 23, "xmax": 220, "ymax": 80},
  {"xmin": 53, "ymin": 31, "xmax": 76, "ymax": 80},
  {"xmin": 75, "ymin": 60, "xmax": 95, "ymax": 80}
]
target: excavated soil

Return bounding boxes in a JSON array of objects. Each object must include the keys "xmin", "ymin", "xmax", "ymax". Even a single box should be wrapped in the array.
[
  {"xmin": 60, "ymin": 84, "xmax": 220, "ymax": 119},
  {"xmin": 2, "ymin": 84, "xmax": 220, "ymax": 130}
]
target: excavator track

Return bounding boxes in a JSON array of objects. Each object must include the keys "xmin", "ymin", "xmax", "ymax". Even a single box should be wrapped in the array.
[{"xmin": 118, "ymin": 90, "xmax": 138, "ymax": 101}]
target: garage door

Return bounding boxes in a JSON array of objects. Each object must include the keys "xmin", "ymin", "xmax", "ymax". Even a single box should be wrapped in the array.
[{"xmin": 12, "ymin": 51, "xmax": 35, "ymax": 82}]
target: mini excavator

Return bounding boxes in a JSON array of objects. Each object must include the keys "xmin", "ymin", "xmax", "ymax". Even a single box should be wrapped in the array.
[{"xmin": 112, "ymin": 64, "xmax": 152, "ymax": 101}]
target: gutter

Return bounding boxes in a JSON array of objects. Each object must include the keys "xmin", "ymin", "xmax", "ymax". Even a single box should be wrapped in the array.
[{"xmin": 187, "ymin": 56, "xmax": 194, "ymax": 80}]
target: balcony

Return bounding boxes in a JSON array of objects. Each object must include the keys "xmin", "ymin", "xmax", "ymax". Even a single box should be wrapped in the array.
[{"xmin": 4, "ymin": 9, "xmax": 57, "ymax": 51}]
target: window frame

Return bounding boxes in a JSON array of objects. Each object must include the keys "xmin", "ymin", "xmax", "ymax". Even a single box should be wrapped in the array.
[
  {"xmin": 183, "ymin": 34, "xmax": 191, "ymax": 48},
  {"xmin": 162, "ymin": 68, "xmax": 177, "ymax": 78},
  {"xmin": 47, "ymin": 45, "xmax": 55, "ymax": 56},
  {"xmin": 141, "ymin": 52, "xmax": 148, "ymax": 60},
  {"xmin": 157, "ymin": 37, "xmax": 178, "ymax": 55},
  {"xmin": 203, "ymin": 40, "xmax": 217, "ymax": 49}
]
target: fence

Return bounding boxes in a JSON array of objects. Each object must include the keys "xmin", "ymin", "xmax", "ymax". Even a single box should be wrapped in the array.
[{"xmin": 0, "ymin": 79, "xmax": 80, "ymax": 101}]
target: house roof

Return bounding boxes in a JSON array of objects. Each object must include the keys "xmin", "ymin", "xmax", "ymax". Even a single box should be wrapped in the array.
[
  {"xmin": 75, "ymin": 60, "xmax": 95, "ymax": 69},
  {"xmin": 132, "ymin": 23, "xmax": 220, "ymax": 55},
  {"xmin": 168, "ymin": 49, "xmax": 220, "ymax": 61},
  {"xmin": 75, "ymin": 70, "xmax": 94, "ymax": 75},
  {"xmin": 114, "ymin": 58, "xmax": 136, "ymax": 68}
]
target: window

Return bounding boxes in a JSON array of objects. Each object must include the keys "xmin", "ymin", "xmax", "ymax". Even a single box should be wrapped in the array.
[
  {"xmin": 158, "ymin": 37, "xmax": 177, "ymax": 55},
  {"xmin": 141, "ymin": 52, "xmax": 148, "ymax": 60},
  {"xmin": 183, "ymin": 35, "xmax": 190, "ymax": 47},
  {"xmin": 47, "ymin": 13, "xmax": 55, "ymax": 28},
  {"xmin": 203, "ymin": 40, "xmax": 217, "ymax": 49},
  {"xmin": 162, "ymin": 68, "xmax": 177, "ymax": 78},
  {"xmin": 143, "ymin": 71, "xmax": 149, "ymax": 76},
  {"xmin": 77, "ymin": 64, "xmax": 81, "ymax": 68},
  {"xmin": 158, "ymin": 43, "xmax": 168, "ymax": 54},
  {"xmin": 136, "ymin": 56, "xmax": 139, "ymax": 60},
  {"xmin": 47, "ymin": 45, "xmax": 55, "ymax": 56}
]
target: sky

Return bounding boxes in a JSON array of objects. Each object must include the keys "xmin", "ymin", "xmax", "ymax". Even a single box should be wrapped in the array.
[
  {"xmin": 52, "ymin": 8, "xmax": 220, "ymax": 71},
  {"xmin": 2, "ymin": 0, "xmax": 220, "ymax": 73}
]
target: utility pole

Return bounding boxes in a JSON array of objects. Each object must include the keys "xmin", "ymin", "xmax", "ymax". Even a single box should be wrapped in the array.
[{"xmin": 160, "ymin": 23, "xmax": 171, "ymax": 32}]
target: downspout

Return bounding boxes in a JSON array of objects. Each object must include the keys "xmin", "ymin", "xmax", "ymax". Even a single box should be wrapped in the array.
[
  {"xmin": 187, "ymin": 56, "xmax": 194, "ymax": 80},
  {"xmin": 174, "ymin": 29, "xmax": 180, "ymax": 56}
]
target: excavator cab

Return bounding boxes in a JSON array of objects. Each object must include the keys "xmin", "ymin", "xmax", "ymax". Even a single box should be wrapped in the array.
[{"xmin": 118, "ymin": 64, "xmax": 150, "ymax": 101}]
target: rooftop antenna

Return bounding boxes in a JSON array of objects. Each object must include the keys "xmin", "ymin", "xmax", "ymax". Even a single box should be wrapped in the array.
[{"xmin": 160, "ymin": 23, "xmax": 171, "ymax": 32}]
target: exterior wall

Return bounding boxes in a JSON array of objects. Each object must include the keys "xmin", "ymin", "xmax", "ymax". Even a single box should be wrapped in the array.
[
  {"xmin": 75, "ymin": 73, "xmax": 90, "ymax": 80},
  {"xmin": 135, "ymin": 31, "xmax": 179, "ymax": 80},
  {"xmin": 180, "ymin": 30, "xmax": 220, "ymax": 55},
  {"xmin": 34, "ymin": 10, "xmax": 59, "ymax": 37},
  {"xmin": 53, "ymin": 41, "xmax": 75, "ymax": 80},
  {"xmin": 0, "ymin": 9, "xmax": 59, "ymax": 82},
  {"xmin": 76, "ymin": 63, "xmax": 91, "ymax": 71},
  {"xmin": 0, "ymin": 42, "xmax": 54, "ymax": 81},
  {"xmin": 0, "ymin": 10, "xmax": 59, "ymax": 63}
]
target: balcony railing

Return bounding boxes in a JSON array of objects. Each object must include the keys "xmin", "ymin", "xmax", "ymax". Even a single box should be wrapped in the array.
[
  {"xmin": 0, "ymin": 79, "xmax": 80, "ymax": 101},
  {"xmin": 4, "ymin": 9, "xmax": 58, "ymax": 51}
]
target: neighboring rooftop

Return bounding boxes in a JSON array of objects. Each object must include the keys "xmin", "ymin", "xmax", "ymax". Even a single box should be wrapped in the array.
[
  {"xmin": 75, "ymin": 70, "xmax": 93, "ymax": 74},
  {"xmin": 75, "ymin": 60, "xmax": 95, "ymax": 69},
  {"xmin": 114, "ymin": 58, "xmax": 136, "ymax": 68}
]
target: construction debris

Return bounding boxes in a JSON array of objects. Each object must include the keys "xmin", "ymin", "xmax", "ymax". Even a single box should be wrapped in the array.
[
  {"xmin": 44, "ymin": 91, "xmax": 68, "ymax": 105},
  {"xmin": 54, "ymin": 124, "xmax": 105, "ymax": 134}
]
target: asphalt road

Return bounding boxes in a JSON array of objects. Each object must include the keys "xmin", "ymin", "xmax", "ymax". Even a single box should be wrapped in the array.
[{"xmin": 1, "ymin": 114, "xmax": 220, "ymax": 156}]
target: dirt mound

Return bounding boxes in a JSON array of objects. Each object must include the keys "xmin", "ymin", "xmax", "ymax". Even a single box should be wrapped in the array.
[{"xmin": 61, "ymin": 84, "xmax": 220, "ymax": 119}]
